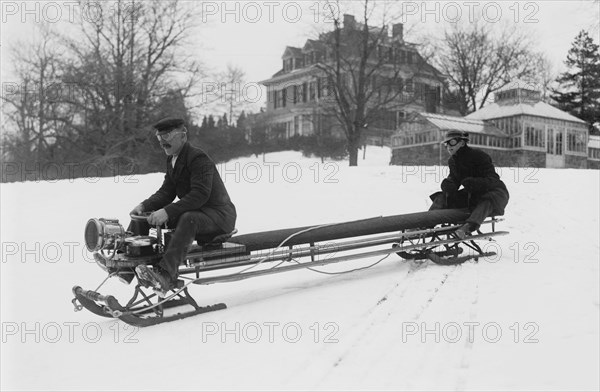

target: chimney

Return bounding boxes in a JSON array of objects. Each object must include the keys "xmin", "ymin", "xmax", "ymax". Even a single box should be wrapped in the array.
[
  {"xmin": 392, "ymin": 23, "xmax": 403, "ymax": 41},
  {"xmin": 343, "ymin": 14, "xmax": 356, "ymax": 29}
]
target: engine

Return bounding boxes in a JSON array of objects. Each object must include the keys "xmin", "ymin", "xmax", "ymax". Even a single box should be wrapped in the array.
[
  {"xmin": 84, "ymin": 218, "xmax": 126, "ymax": 252},
  {"xmin": 84, "ymin": 218, "xmax": 159, "ymax": 257}
]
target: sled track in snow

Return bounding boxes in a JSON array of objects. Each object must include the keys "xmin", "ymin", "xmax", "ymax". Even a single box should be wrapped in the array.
[{"xmin": 286, "ymin": 258, "xmax": 463, "ymax": 386}]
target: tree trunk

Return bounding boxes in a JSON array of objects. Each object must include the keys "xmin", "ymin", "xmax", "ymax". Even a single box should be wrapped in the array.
[{"xmin": 348, "ymin": 135, "xmax": 360, "ymax": 166}]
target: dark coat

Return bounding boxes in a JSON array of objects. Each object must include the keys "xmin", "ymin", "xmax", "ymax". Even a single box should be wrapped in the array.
[
  {"xmin": 441, "ymin": 145, "xmax": 509, "ymax": 215},
  {"xmin": 141, "ymin": 142, "xmax": 236, "ymax": 232}
]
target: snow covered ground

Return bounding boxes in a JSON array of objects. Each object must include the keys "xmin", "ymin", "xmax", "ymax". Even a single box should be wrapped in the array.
[{"xmin": 1, "ymin": 146, "xmax": 598, "ymax": 391}]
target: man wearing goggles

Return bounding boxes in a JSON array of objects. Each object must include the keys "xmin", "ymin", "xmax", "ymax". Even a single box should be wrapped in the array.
[
  {"xmin": 129, "ymin": 117, "xmax": 237, "ymax": 292},
  {"xmin": 430, "ymin": 130, "xmax": 509, "ymax": 239}
]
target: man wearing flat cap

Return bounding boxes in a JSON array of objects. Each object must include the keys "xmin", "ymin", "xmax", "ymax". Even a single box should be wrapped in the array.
[
  {"xmin": 132, "ymin": 117, "xmax": 237, "ymax": 291},
  {"xmin": 430, "ymin": 130, "xmax": 509, "ymax": 239}
]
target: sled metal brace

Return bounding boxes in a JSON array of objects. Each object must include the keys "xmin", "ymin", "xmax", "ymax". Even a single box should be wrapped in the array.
[
  {"xmin": 178, "ymin": 231, "xmax": 416, "ymax": 274},
  {"xmin": 72, "ymin": 286, "xmax": 124, "ymax": 317},
  {"xmin": 188, "ymin": 231, "xmax": 509, "ymax": 285},
  {"xmin": 179, "ymin": 225, "xmax": 506, "ymax": 275},
  {"xmin": 235, "ymin": 220, "xmax": 503, "ymax": 263}
]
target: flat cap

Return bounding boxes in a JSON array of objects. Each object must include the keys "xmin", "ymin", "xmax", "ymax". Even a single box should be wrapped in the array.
[
  {"xmin": 442, "ymin": 130, "xmax": 469, "ymax": 143},
  {"xmin": 153, "ymin": 117, "xmax": 185, "ymax": 133}
]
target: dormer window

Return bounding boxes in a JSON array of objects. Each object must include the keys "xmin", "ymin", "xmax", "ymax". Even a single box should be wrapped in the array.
[{"xmin": 283, "ymin": 58, "xmax": 293, "ymax": 72}]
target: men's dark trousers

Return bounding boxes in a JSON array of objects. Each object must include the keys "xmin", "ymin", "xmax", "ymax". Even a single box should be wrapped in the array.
[
  {"xmin": 429, "ymin": 190, "xmax": 494, "ymax": 230},
  {"xmin": 127, "ymin": 211, "xmax": 225, "ymax": 280}
]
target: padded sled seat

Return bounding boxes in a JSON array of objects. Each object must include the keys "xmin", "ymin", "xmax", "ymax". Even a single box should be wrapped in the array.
[{"xmin": 229, "ymin": 209, "xmax": 473, "ymax": 252}]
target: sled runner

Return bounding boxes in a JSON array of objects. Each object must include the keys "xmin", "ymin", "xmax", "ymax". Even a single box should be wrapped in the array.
[{"xmin": 72, "ymin": 209, "xmax": 508, "ymax": 327}]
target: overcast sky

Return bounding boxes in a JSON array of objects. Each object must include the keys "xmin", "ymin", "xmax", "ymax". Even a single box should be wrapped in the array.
[{"xmin": 1, "ymin": 0, "xmax": 599, "ymax": 120}]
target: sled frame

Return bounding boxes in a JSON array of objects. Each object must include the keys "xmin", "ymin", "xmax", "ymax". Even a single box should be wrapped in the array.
[{"xmin": 73, "ymin": 217, "xmax": 507, "ymax": 327}]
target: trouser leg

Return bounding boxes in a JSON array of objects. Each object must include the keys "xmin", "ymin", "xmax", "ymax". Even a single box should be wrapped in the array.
[
  {"xmin": 429, "ymin": 192, "xmax": 447, "ymax": 210},
  {"xmin": 127, "ymin": 220, "xmax": 150, "ymax": 235},
  {"xmin": 429, "ymin": 190, "xmax": 469, "ymax": 210},
  {"xmin": 158, "ymin": 211, "xmax": 224, "ymax": 280},
  {"xmin": 466, "ymin": 200, "xmax": 494, "ymax": 231}
]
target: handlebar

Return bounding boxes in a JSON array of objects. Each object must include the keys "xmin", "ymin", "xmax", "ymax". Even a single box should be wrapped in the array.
[{"xmin": 129, "ymin": 212, "xmax": 152, "ymax": 222}]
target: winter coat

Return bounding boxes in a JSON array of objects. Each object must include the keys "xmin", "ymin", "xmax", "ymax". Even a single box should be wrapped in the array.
[
  {"xmin": 440, "ymin": 145, "xmax": 509, "ymax": 215},
  {"xmin": 142, "ymin": 142, "xmax": 236, "ymax": 232}
]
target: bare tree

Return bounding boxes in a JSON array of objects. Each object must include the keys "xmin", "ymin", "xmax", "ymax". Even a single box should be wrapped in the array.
[
  {"xmin": 531, "ymin": 53, "xmax": 557, "ymax": 103},
  {"xmin": 2, "ymin": 1, "xmax": 205, "ymax": 179},
  {"xmin": 60, "ymin": 0, "xmax": 203, "ymax": 164},
  {"xmin": 1, "ymin": 23, "xmax": 79, "ymax": 167},
  {"xmin": 315, "ymin": 0, "xmax": 440, "ymax": 166},
  {"xmin": 432, "ymin": 20, "xmax": 539, "ymax": 115},
  {"xmin": 218, "ymin": 64, "xmax": 247, "ymax": 126}
]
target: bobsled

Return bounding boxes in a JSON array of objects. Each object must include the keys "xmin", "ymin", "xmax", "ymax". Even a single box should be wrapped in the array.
[{"xmin": 72, "ymin": 209, "xmax": 508, "ymax": 327}]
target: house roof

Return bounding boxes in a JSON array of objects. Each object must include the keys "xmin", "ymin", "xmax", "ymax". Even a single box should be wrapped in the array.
[
  {"xmin": 261, "ymin": 65, "xmax": 318, "ymax": 84},
  {"xmin": 465, "ymin": 100, "xmax": 587, "ymax": 124},
  {"xmin": 303, "ymin": 39, "xmax": 326, "ymax": 51},
  {"xmin": 282, "ymin": 46, "xmax": 303, "ymax": 59},
  {"xmin": 420, "ymin": 113, "xmax": 508, "ymax": 137}
]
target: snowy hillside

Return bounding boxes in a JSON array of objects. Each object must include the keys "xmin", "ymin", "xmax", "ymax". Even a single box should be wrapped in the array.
[{"xmin": 1, "ymin": 146, "xmax": 598, "ymax": 391}]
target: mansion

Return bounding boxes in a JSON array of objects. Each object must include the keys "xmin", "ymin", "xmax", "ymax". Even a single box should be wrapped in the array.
[{"xmin": 251, "ymin": 14, "xmax": 455, "ymax": 142}]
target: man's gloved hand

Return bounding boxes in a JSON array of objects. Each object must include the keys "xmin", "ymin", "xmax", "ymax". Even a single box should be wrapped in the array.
[
  {"xmin": 147, "ymin": 209, "xmax": 169, "ymax": 226},
  {"xmin": 441, "ymin": 179, "xmax": 458, "ymax": 194},
  {"xmin": 130, "ymin": 204, "xmax": 144, "ymax": 216},
  {"xmin": 461, "ymin": 177, "xmax": 485, "ymax": 192}
]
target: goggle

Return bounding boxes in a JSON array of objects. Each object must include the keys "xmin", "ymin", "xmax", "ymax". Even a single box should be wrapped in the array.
[
  {"xmin": 444, "ymin": 138, "xmax": 461, "ymax": 147},
  {"xmin": 156, "ymin": 130, "xmax": 184, "ymax": 142}
]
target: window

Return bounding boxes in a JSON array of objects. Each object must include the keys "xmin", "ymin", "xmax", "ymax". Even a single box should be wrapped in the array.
[
  {"xmin": 381, "ymin": 46, "xmax": 392, "ymax": 62},
  {"xmin": 414, "ymin": 83, "xmax": 424, "ymax": 102},
  {"xmin": 555, "ymin": 131, "xmax": 563, "ymax": 155},
  {"xmin": 319, "ymin": 77, "xmax": 329, "ymax": 98},
  {"xmin": 304, "ymin": 51, "xmax": 315, "ymax": 66},
  {"xmin": 309, "ymin": 81, "xmax": 316, "ymax": 101},
  {"xmin": 567, "ymin": 129, "xmax": 586, "ymax": 153},
  {"xmin": 392, "ymin": 130, "xmax": 437, "ymax": 146},
  {"xmin": 514, "ymin": 136, "xmax": 521, "ymax": 148},
  {"xmin": 302, "ymin": 82, "xmax": 307, "ymax": 103},
  {"xmin": 524, "ymin": 124, "xmax": 545, "ymax": 148},
  {"xmin": 283, "ymin": 58, "xmax": 293, "ymax": 72},
  {"xmin": 294, "ymin": 116, "xmax": 300, "ymax": 135}
]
